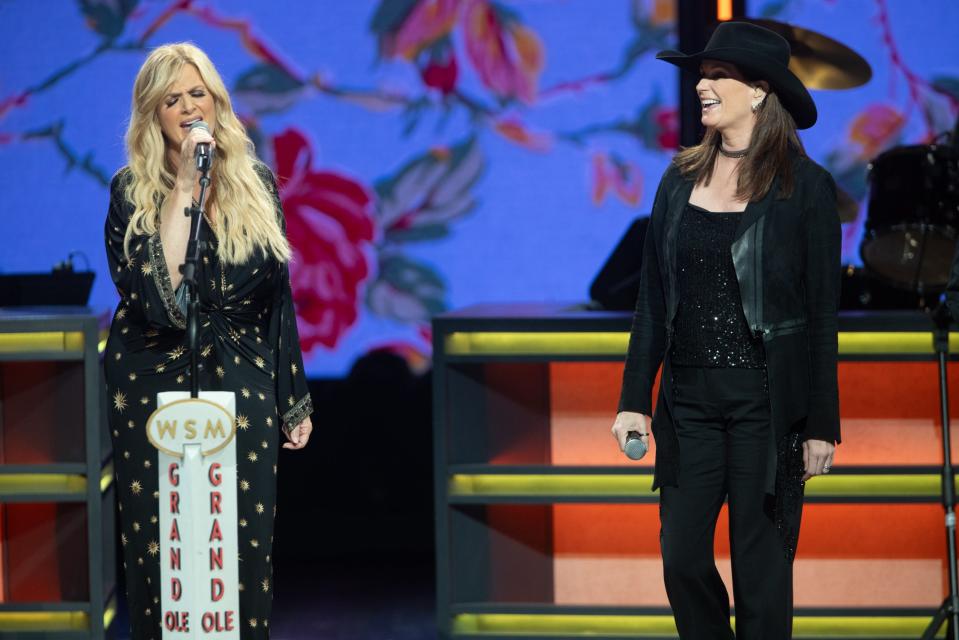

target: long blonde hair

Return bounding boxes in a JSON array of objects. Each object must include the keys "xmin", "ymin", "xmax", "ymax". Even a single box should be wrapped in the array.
[
  {"xmin": 675, "ymin": 90, "xmax": 807, "ymax": 201},
  {"xmin": 123, "ymin": 42, "xmax": 290, "ymax": 264}
]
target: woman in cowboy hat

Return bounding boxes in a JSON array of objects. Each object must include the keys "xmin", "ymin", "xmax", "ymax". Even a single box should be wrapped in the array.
[{"xmin": 610, "ymin": 21, "xmax": 840, "ymax": 639}]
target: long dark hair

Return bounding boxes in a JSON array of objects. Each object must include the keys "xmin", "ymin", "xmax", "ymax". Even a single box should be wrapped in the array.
[{"xmin": 674, "ymin": 90, "xmax": 807, "ymax": 201}]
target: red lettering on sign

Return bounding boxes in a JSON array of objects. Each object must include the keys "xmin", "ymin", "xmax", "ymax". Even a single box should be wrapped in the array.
[
  {"xmin": 168, "ymin": 462, "xmax": 179, "ymax": 486},
  {"xmin": 211, "ymin": 578, "xmax": 224, "ymax": 602},
  {"xmin": 208, "ymin": 462, "xmax": 222, "ymax": 486},
  {"xmin": 169, "ymin": 518, "xmax": 180, "ymax": 542},
  {"xmin": 169, "ymin": 547, "xmax": 180, "ymax": 571},
  {"xmin": 201, "ymin": 611, "xmax": 235, "ymax": 632},
  {"xmin": 210, "ymin": 546, "xmax": 223, "ymax": 571},
  {"xmin": 164, "ymin": 611, "xmax": 189, "ymax": 632},
  {"xmin": 209, "ymin": 518, "xmax": 222, "ymax": 542},
  {"xmin": 171, "ymin": 577, "xmax": 182, "ymax": 601},
  {"xmin": 210, "ymin": 491, "xmax": 222, "ymax": 514},
  {"xmin": 170, "ymin": 490, "xmax": 179, "ymax": 514}
]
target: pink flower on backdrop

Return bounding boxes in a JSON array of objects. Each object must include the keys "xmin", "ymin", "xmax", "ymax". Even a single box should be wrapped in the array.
[
  {"xmin": 849, "ymin": 104, "xmax": 905, "ymax": 160},
  {"xmin": 591, "ymin": 152, "xmax": 643, "ymax": 207},
  {"xmin": 654, "ymin": 106, "xmax": 679, "ymax": 150},
  {"xmin": 272, "ymin": 129, "xmax": 376, "ymax": 353},
  {"xmin": 387, "ymin": 0, "xmax": 460, "ymax": 60},
  {"xmin": 462, "ymin": 0, "xmax": 544, "ymax": 104},
  {"xmin": 420, "ymin": 47, "xmax": 459, "ymax": 95}
]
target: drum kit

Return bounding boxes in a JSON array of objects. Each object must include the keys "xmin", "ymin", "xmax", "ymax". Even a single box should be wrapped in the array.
[{"xmin": 740, "ymin": 18, "xmax": 959, "ymax": 309}]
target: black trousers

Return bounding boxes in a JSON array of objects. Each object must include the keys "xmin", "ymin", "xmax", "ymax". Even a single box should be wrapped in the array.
[{"xmin": 660, "ymin": 367, "xmax": 793, "ymax": 640}]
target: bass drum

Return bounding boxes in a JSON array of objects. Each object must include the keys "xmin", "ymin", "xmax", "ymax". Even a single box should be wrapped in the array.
[{"xmin": 860, "ymin": 144, "xmax": 959, "ymax": 292}]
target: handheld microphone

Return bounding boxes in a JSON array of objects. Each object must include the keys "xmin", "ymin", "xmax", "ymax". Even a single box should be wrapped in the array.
[
  {"xmin": 189, "ymin": 121, "xmax": 214, "ymax": 172},
  {"xmin": 624, "ymin": 430, "xmax": 648, "ymax": 460}
]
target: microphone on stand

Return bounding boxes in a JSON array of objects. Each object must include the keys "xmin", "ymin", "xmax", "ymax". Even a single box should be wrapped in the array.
[
  {"xmin": 188, "ymin": 121, "xmax": 214, "ymax": 172},
  {"xmin": 624, "ymin": 430, "xmax": 648, "ymax": 460}
]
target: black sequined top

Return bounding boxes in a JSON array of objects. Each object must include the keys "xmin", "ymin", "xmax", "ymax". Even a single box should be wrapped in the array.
[{"xmin": 671, "ymin": 203, "xmax": 766, "ymax": 369}]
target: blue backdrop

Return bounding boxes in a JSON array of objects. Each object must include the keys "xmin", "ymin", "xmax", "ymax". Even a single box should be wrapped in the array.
[{"xmin": 0, "ymin": 0, "xmax": 956, "ymax": 375}]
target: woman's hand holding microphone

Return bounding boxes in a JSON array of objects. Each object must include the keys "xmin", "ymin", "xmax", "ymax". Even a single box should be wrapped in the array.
[{"xmin": 612, "ymin": 411, "xmax": 651, "ymax": 460}]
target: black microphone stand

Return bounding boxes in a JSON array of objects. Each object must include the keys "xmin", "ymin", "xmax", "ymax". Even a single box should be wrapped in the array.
[
  {"xmin": 179, "ymin": 149, "xmax": 212, "ymax": 399},
  {"xmin": 920, "ymin": 301, "xmax": 959, "ymax": 640}
]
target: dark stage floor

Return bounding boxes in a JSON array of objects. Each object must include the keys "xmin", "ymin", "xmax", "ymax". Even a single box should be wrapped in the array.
[{"xmin": 113, "ymin": 556, "xmax": 437, "ymax": 639}]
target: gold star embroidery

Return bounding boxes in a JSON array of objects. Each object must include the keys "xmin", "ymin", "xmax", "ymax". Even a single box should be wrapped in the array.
[
  {"xmin": 127, "ymin": 420, "xmax": 135, "ymax": 429},
  {"xmin": 201, "ymin": 344, "xmax": 213, "ymax": 357},
  {"xmin": 247, "ymin": 451, "xmax": 258, "ymax": 463},
  {"xmin": 291, "ymin": 363, "xmax": 298, "ymax": 375},
  {"xmin": 215, "ymin": 366, "xmax": 225, "ymax": 378},
  {"xmin": 236, "ymin": 414, "xmax": 250, "ymax": 431},
  {"xmin": 128, "ymin": 372, "xmax": 137, "ymax": 381},
  {"xmin": 115, "ymin": 307, "xmax": 127, "ymax": 320},
  {"xmin": 140, "ymin": 396, "xmax": 149, "ymax": 405},
  {"xmin": 130, "ymin": 480, "xmax": 142, "ymax": 495},
  {"xmin": 261, "ymin": 578, "xmax": 270, "ymax": 592},
  {"xmin": 123, "ymin": 451, "xmax": 130, "ymax": 459},
  {"xmin": 266, "ymin": 417, "xmax": 273, "ymax": 427},
  {"xmin": 144, "ymin": 460, "xmax": 151, "ymax": 469},
  {"xmin": 288, "ymin": 395, "xmax": 295, "ymax": 407},
  {"xmin": 240, "ymin": 479, "xmax": 250, "ymax": 492},
  {"xmin": 132, "ymin": 521, "xmax": 141, "ymax": 532},
  {"xmin": 258, "ymin": 392, "xmax": 266, "ymax": 401},
  {"xmin": 144, "ymin": 608, "xmax": 151, "ymax": 615},
  {"xmin": 147, "ymin": 540, "xmax": 159, "ymax": 556},
  {"xmin": 130, "ymin": 292, "xmax": 138, "ymax": 300},
  {"xmin": 255, "ymin": 502, "xmax": 264, "ymax": 514},
  {"xmin": 114, "ymin": 381, "xmax": 130, "ymax": 401},
  {"xmin": 145, "ymin": 329, "xmax": 159, "ymax": 338},
  {"xmin": 255, "ymin": 356, "xmax": 265, "ymax": 369},
  {"xmin": 234, "ymin": 355, "xmax": 241, "ymax": 365},
  {"xmin": 250, "ymin": 538, "xmax": 260, "ymax": 548},
  {"xmin": 261, "ymin": 440, "xmax": 268, "ymax": 449},
  {"xmin": 121, "ymin": 326, "xmax": 129, "ymax": 335},
  {"xmin": 153, "ymin": 490, "xmax": 160, "ymax": 499},
  {"xmin": 140, "ymin": 262, "xmax": 152, "ymax": 275},
  {"xmin": 121, "ymin": 533, "xmax": 128, "ymax": 546},
  {"xmin": 239, "ymin": 518, "xmax": 248, "ymax": 528},
  {"xmin": 167, "ymin": 345, "xmax": 185, "ymax": 360},
  {"xmin": 112, "ymin": 429, "xmax": 119, "ymax": 437},
  {"xmin": 150, "ymin": 515, "xmax": 158, "ymax": 524},
  {"xmin": 241, "ymin": 387, "xmax": 251, "ymax": 398},
  {"xmin": 176, "ymin": 374, "xmax": 185, "ymax": 384},
  {"xmin": 155, "ymin": 363, "xmax": 166, "ymax": 373},
  {"xmin": 249, "ymin": 618, "xmax": 257, "ymax": 629},
  {"xmin": 137, "ymin": 557, "xmax": 144, "ymax": 565},
  {"xmin": 114, "ymin": 352, "xmax": 121, "ymax": 360}
]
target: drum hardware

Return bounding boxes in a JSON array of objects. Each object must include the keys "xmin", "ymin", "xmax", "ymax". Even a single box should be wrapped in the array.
[
  {"xmin": 736, "ymin": 18, "xmax": 872, "ymax": 89},
  {"xmin": 860, "ymin": 142, "xmax": 959, "ymax": 293}
]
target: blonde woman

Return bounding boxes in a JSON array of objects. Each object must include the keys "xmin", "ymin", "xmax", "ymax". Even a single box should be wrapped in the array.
[{"xmin": 104, "ymin": 43, "xmax": 313, "ymax": 638}]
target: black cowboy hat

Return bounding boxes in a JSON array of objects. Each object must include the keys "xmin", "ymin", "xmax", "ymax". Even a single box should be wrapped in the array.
[{"xmin": 656, "ymin": 21, "xmax": 817, "ymax": 129}]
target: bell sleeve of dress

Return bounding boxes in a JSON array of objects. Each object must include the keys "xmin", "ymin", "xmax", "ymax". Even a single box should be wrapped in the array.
[
  {"xmin": 257, "ymin": 163, "xmax": 313, "ymax": 436},
  {"xmin": 104, "ymin": 168, "xmax": 187, "ymax": 330},
  {"xmin": 617, "ymin": 172, "xmax": 670, "ymax": 415},
  {"xmin": 801, "ymin": 169, "xmax": 842, "ymax": 444}
]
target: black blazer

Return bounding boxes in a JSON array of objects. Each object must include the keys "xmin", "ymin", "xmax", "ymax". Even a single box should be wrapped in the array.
[{"xmin": 618, "ymin": 152, "xmax": 841, "ymax": 492}]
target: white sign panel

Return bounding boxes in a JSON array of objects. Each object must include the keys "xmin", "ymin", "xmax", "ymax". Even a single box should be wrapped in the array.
[{"xmin": 148, "ymin": 391, "xmax": 240, "ymax": 639}]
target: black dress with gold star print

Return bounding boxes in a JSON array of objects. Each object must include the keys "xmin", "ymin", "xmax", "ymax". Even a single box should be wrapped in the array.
[{"xmin": 103, "ymin": 163, "xmax": 312, "ymax": 640}]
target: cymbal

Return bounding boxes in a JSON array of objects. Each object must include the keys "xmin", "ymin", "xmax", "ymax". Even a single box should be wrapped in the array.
[
  {"xmin": 738, "ymin": 18, "xmax": 872, "ymax": 90},
  {"xmin": 837, "ymin": 185, "xmax": 859, "ymax": 223}
]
